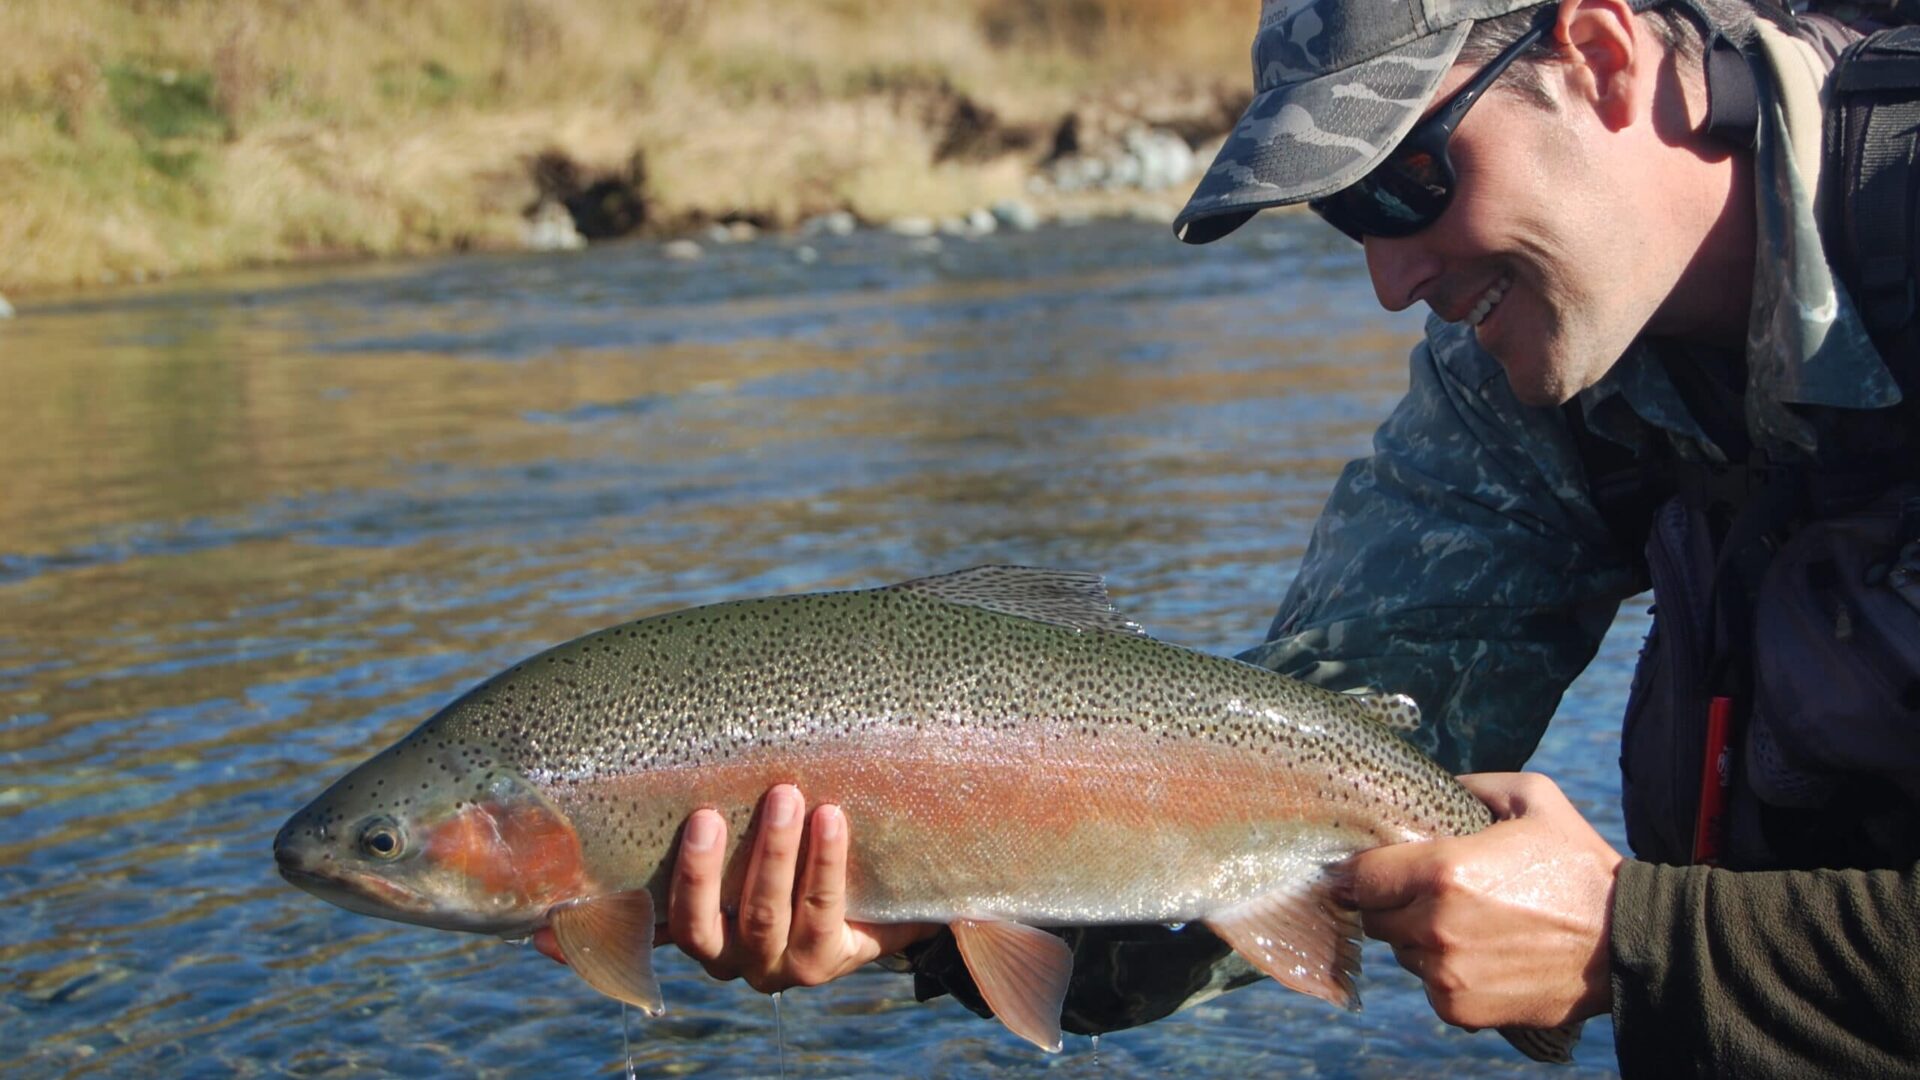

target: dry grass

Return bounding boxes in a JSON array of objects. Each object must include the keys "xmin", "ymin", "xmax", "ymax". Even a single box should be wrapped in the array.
[{"xmin": 0, "ymin": 0, "xmax": 1251, "ymax": 292}]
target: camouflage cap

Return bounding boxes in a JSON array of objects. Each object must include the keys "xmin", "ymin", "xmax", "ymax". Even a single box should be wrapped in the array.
[{"xmin": 1175, "ymin": 0, "xmax": 1551, "ymax": 244}]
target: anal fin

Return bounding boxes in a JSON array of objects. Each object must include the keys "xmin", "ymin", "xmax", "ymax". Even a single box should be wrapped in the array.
[
  {"xmin": 548, "ymin": 890, "xmax": 664, "ymax": 1015},
  {"xmin": 1203, "ymin": 877, "xmax": 1362, "ymax": 1010},
  {"xmin": 950, "ymin": 918, "xmax": 1073, "ymax": 1053}
]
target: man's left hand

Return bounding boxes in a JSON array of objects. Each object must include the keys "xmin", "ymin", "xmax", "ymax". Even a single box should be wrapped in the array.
[{"xmin": 1340, "ymin": 772, "xmax": 1624, "ymax": 1030}]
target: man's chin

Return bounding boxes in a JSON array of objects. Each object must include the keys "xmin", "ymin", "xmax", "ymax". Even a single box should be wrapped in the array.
[{"xmin": 1479, "ymin": 343, "xmax": 1576, "ymax": 408}]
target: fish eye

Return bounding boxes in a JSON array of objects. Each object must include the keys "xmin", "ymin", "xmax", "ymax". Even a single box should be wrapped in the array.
[{"xmin": 357, "ymin": 818, "xmax": 406, "ymax": 861}]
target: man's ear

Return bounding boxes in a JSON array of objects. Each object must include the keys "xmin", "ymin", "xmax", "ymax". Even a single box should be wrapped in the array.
[{"xmin": 1554, "ymin": 0, "xmax": 1643, "ymax": 131}]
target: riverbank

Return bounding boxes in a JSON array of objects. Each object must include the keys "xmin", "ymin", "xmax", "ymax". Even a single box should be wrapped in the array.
[{"xmin": 0, "ymin": 0, "xmax": 1250, "ymax": 295}]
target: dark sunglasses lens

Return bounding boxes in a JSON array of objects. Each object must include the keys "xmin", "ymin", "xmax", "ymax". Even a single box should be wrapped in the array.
[{"xmin": 1311, "ymin": 148, "xmax": 1453, "ymax": 241}]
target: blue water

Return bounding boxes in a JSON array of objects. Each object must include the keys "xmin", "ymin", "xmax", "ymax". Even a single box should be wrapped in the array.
[{"xmin": 0, "ymin": 214, "xmax": 1634, "ymax": 1077}]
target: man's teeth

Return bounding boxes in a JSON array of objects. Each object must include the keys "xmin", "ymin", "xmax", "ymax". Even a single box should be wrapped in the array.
[{"xmin": 1467, "ymin": 275, "xmax": 1512, "ymax": 327}]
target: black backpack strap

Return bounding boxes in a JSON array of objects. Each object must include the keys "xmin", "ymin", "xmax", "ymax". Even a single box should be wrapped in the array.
[
  {"xmin": 1562, "ymin": 402, "xmax": 1671, "ymax": 577},
  {"xmin": 1637, "ymin": 0, "xmax": 1765, "ymax": 148},
  {"xmin": 1827, "ymin": 27, "xmax": 1920, "ymax": 342}
]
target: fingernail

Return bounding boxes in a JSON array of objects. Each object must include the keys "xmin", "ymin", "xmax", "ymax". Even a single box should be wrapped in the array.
[
  {"xmin": 818, "ymin": 805, "xmax": 843, "ymax": 842},
  {"xmin": 686, "ymin": 810, "xmax": 719, "ymax": 852},
  {"xmin": 766, "ymin": 786, "xmax": 798, "ymax": 829}
]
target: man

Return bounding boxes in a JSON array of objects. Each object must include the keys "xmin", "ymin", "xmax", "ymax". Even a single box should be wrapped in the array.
[{"xmin": 546, "ymin": 0, "xmax": 1920, "ymax": 1073}]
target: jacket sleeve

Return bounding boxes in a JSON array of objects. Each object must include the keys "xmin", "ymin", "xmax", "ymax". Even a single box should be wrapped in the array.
[
  {"xmin": 1238, "ymin": 318, "xmax": 1641, "ymax": 772},
  {"xmin": 1610, "ymin": 859, "xmax": 1920, "ymax": 1078}
]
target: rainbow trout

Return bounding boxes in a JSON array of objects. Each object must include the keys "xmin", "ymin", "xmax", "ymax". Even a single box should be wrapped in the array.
[{"xmin": 274, "ymin": 567, "xmax": 1577, "ymax": 1061}]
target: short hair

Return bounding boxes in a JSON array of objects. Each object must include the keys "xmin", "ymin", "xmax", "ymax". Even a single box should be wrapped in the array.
[{"xmin": 1456, "ymin": 0, "xmax": 1762, "ymax": 108}]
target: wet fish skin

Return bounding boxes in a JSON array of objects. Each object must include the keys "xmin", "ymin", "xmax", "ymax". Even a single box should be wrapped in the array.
[{"xmin": 274, "ymin": 567, "xmax": 1571, "ymax": 1061}]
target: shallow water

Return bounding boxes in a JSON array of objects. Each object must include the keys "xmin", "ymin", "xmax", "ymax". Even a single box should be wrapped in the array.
[{"xmin": 1, "ymin": 215, "xmax": 1634, "ymax": 1077}]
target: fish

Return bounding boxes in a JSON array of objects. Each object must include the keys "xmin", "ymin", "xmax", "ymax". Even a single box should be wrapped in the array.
[{"xmin": 273, "ymin": 566, "xmax": 1578, "ymax": 1062}]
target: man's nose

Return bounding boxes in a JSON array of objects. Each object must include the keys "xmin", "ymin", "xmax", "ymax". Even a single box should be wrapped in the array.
[{"xmin": 1364, "ymin": 234, "xmax": 1440, "ymax": 313}]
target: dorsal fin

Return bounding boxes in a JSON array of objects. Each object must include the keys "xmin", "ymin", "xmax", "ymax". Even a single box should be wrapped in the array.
[
  {"xmin": 885, "ymin": 566, "xmax": 1146, "ymax": 636},
  {"xmin": 1344, "ymin": 690, "xmax": 1422, "ymax": 732}
]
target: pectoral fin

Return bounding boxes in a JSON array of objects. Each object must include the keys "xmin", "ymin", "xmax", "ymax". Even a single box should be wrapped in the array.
[
  {"xmin": 1499, "ymin": 1020, "xmax": 1583, "ymax": 1064},
  {"xmin": 548, "ymin": 890, "xmax": 664, "ymax": 1015},
  {"xmin": 1203, "ymin": 877, "xmax": 1362, "ymax": 1010},
  {"xmin": 950, "ymin": 918, "xmax": 1073, "ymax": 1053}
]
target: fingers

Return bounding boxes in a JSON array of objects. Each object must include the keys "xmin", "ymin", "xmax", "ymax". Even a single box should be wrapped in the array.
[
  {"xmin": 735, "ymin": 785, "xmax": 807, "ymax": 988},
  {"xmin": 1340, "ymin": 839, "xmax": 1451, "ymax": 913},
  {"xmin": 666, "ymin": 808, "xmax": 730, "ymax": 970},
  {"xmin": 652, "ymin": 787, "xmax": 941, "ymax": 997},
  {"xmin": 786, "ymin": 804, "xmax": 850, "ymax": 980},
  {"xmin": 1454, "ymin": 771, "xmax": 1560, "ymax": 819},
  {"xmin": 532, "ymin": 927, "xmax": 567, "ymax": 965}
]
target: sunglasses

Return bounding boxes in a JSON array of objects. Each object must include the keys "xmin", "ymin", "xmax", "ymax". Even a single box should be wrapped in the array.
[{"xmin": 1308, "ymin": 13, "xmax": 1556, "ymax": 243}]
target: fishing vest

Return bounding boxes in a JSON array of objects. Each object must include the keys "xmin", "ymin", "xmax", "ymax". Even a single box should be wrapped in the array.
[{"xmin": 1593, "ymin": 16, "xmax": 1920, "ymax": 872}]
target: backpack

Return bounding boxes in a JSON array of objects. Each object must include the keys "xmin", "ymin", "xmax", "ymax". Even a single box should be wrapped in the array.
[{"xmin": 1582, "ymin": 10, "xmax": 1920, "ymax": 870}]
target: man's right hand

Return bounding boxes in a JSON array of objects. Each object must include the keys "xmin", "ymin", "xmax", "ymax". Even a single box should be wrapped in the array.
[{"xmin": 1340, "ymin": 772, "xmax": 1621, "ymax": 1031}]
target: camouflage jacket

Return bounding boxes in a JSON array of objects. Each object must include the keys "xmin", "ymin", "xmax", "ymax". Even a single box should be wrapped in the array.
[
  {"xmin": 910, "ymin": 14, "xmax": 1914, "ymax": 1036},
  {"xmin": 1244, "ymin": 16, "xmax": 1900, "ymax": 774}
]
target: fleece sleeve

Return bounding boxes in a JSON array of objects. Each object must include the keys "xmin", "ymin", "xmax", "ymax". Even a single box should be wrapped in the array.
[{"xmin": 1610, "ymin": 858, "xmax": 1920, "ymax": 1078}]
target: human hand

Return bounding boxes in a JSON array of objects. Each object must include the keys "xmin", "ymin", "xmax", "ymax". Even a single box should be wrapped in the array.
[
  {"xmin": 533, "ymin": 785, "xmax": 940, "ymax": 994},
  {"xmin": 1339, "ymin": 772, "xmax": 1624, "ymax": 1030}
]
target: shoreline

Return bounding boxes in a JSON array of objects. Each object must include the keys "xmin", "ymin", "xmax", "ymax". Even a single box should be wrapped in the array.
[{"xmin": 0, "ymin": 0, "xmax": 1250, "ymax": 299}]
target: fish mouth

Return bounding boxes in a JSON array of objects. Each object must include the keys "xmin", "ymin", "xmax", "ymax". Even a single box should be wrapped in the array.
[
  {"xmin": 276, "ymin": 856, "xmax": 536, "ymax": 936},
  {"xmin": 277, "ymin": 858, "xmax": 437, "ymax": 921}
]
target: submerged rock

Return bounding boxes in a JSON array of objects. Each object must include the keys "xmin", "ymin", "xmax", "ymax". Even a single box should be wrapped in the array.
[{"xmin": 661, "ymin": 239, "xmax": 703, "ymax": 260}]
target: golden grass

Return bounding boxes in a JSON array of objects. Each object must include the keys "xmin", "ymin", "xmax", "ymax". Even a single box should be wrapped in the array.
[{"xmin": 0, "ymin": 0, "xmax": 1251, "ymax": 292}]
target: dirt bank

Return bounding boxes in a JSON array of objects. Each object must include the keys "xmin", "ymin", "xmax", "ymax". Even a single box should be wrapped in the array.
[{"xmin": 0, "ymin": 0, "xmax": 1253, "ymax": 293}]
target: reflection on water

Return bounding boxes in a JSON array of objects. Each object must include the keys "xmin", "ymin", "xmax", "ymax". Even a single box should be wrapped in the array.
[{"xmin": 1, "ymin": 216, "xmax": 1629, "ymax": 1076}]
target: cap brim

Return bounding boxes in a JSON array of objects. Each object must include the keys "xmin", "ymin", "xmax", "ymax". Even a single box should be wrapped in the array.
[{"xmin": 1174, "ymin": 22, "xmax": 1473, "ymax": 245}]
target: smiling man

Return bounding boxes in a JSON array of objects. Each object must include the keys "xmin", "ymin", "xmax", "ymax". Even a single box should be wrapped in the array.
[{"xmin": 616, "ymin": 0, "xmax": 1920, "ymax": 1074}]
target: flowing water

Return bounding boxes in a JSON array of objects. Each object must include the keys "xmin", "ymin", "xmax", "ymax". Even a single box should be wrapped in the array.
[{"xmin": 0, "ymin": 215, "xmax": 1635, "ymax": 1077}]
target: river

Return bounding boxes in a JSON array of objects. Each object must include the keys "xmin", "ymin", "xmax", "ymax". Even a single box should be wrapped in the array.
[{"xmin": 0, "ymin": 214, "xmax": 1636, "ymax": 1077}]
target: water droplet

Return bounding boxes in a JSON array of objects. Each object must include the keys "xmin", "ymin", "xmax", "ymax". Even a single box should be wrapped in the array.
[
  {"xmin": 772, "ymin": 990, "xmax": 788, "ymax": 1079},
  {"xmin": 621, "ymin": 1002, "xmax": 637, "ymax": 1080}
]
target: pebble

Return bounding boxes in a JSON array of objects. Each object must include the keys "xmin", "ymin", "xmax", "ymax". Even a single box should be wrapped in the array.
[
  {"xmin": 965, "ymin": 207, "xmax": 998, "ymax": 235},
  {"xmin": 1125, "ymin": 126, "xmax": 1197, "ymax": 192},
  {"xmin": 794, "ymin": 244, "xmax": 819, "ymax": 265},
  {"xmin": 1046, "ymin": 125, "xmax": 1197, "ymax": 194},
  {"xmin": 801, "ymin": 210, "xmax": 858, "ymax": 237},
  {"xmin": 707, "ymin": 221, "xmax": 759, "ymax": 244},
  {"xmin": 662, "ymin": 239, "xmax": 704, "ymax": 260},
  {"xmin": 887, "ymin": 216, "xmax": 937, "ymax": 238},
  {"xmin": 907, "ymin": 236, "xmax": 943, "ymax": 254},
  {"xmin": 990, "ymin": 199, "xmax": 1040, "ymax": 231},
  {"xmin": 522, "ymin": 201, "xmax": 586, "ymax": 252},
  {"xmin": 0, "ymin": 292, "xmax": 13, "ymax": 319}
]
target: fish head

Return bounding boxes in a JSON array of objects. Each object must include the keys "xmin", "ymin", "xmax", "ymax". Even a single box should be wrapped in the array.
[{"xmin": 274, "ymin": 723, "xmax": 588, "ymax": 938}]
